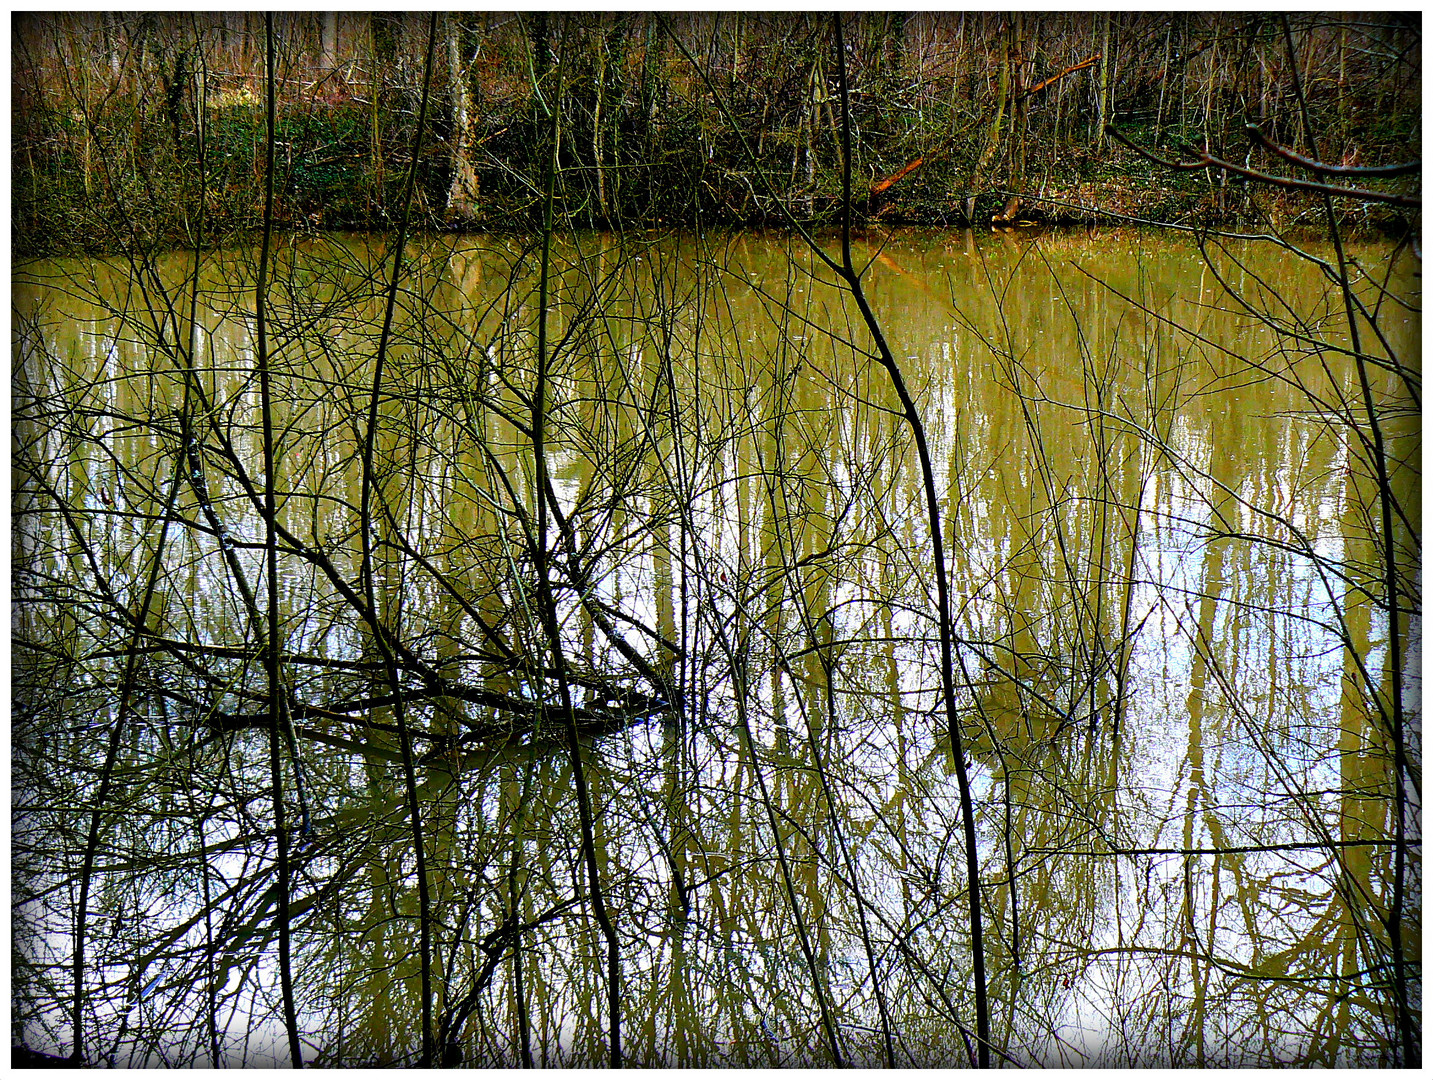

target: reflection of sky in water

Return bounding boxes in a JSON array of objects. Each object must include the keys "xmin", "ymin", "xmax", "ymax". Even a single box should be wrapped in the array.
[{"xmin": 13, "ymin": 230, "xmax": 1414, "ymax": 1065}]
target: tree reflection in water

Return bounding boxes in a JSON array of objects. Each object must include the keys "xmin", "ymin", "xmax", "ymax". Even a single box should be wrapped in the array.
[{"xmin": 13, "ymin": 229, "xmax": 1418, "ymax": 1065}]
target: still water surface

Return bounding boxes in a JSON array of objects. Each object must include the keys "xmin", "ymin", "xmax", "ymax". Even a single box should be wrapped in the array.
[{"xmin": 12, "ymin": 228, "xmax": 1419, "ymax": 1065}]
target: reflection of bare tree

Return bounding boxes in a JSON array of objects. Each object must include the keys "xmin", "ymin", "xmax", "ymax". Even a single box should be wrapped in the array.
[
  {"xmin": 12, "ymin": 18, "xmax": 1418, "ymax": 1058},
  {"xmin": 14, "ymin": 213, "xmax": 1416, "ymax": 1063}
]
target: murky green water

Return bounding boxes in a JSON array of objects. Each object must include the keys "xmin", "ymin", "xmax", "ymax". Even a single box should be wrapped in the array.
[{"xmin": 13, "ymin": 228, "xmax": 1419, "ymax": 1065}]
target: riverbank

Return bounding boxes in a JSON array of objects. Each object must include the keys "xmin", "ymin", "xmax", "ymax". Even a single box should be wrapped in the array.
[
  {"xmin": 14, "ymin": 13, "xmax": 1417, "ymax": 257},
  {"xmin": 14, "ymin": 151, "xmax": 1410, "ymax": 260}
]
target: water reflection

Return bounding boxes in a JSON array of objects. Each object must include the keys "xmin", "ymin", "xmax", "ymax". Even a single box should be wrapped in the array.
[{"xmin": 12, "ymin": 227, "xmax": 1418, "ymax": 1065}]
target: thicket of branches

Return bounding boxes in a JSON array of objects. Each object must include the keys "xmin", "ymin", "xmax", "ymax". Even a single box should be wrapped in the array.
[
  {"xmin": 13, "ymin": 11, "xmax": 1420, "ymax": 254},
  {"xmin": 12, "ymin": 11, "xmax": 1420, "ymax": 1070}
]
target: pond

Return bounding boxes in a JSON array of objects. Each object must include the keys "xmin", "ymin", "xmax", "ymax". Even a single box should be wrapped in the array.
[{"xmin": 12, "ymin": 227, "xmax": 1420, "ymax": 1066}]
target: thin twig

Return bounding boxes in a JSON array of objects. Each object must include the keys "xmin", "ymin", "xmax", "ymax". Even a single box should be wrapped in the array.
[
  {"xmin": 258, "ymin": 16, "xmax": 303, "ymax": 1067},
  {"xmin": 833, "ymin": 13, "xmax": 991, "ymax": 1067}
]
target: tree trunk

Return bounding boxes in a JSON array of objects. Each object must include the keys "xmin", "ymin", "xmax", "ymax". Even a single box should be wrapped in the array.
[
  {"xmin": 369, "ymin": 14, "xmax": 395, "ymax": 208},
  {"xmin": 968, "ymin": 16, "xmax": 1010, "ymax": 224},
  {"xmin": 803, "ymin": 59, "xmax": 817, "ymax": 218},
  {"xmin": 445, "ymin": 14, "xmax": 480, "ymax": 221},
  {"xmin": 321, "ymin": 12, "xmax": 338, "ymax": 70},
  {"xmin": 607, "ymin": 17, "xmax": 630, "ymax": 217},
  {"xmin": 731, "ymin": 12, "xmax": 741, "ymax": 82},
  {"xmin": 1096, "ymin": 12, "xmax": 1111, "ymax": 150},
  {"xmin": 592, "ymin": 21, "xmax": 609, "ymax": 223},
  {"xmin": 105, "ymin": 14, "xmax": 123, "ymax": 84},
  {"xmin": 1154, "ymin": 19, "xmax": 1172, "ymax": 142},
  {"xmin": 1010, "ymin": 13, "xmax": 1027, "ymax": 193}
]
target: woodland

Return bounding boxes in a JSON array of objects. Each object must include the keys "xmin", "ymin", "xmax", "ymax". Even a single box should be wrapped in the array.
[{"xmin": 13, "ymin": 12, "xmax": 1420, "ymax": 253}]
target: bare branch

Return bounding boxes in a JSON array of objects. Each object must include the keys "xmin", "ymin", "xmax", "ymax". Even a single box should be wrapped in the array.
[
  {"xmin": 1246, "ymin": 123, "xmax": 1421, "ymax": 178},
  {"xmin": 1106, "ymin": 125, "xmax": 1421, "ymax": 207}
]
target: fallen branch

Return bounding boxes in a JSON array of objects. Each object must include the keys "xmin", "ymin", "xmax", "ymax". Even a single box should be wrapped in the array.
[
  {"xmin": 871, "ymin": 156, "xmax": 923, "ymax": 195},
  {"xmin": 1106, "ymin": 126, "xmax": 1420, "ymax": 208},
  {"xmin": 1021, "ymin": 54, "xmax": 1098, "ymax": 99},
  {"xmin": 1245, "ymin": 123, "xmax": 1420, "ymax": 178}
]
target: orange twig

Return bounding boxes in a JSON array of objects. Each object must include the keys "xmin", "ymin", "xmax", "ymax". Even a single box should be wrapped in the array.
[
  {"xmin": 1022, "ymin": 55, "xmax": 1099, "ymax": 99},
  {"xmin": 870, "ymin": 156, "xmax": 923, "ymax": 195}
]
